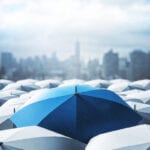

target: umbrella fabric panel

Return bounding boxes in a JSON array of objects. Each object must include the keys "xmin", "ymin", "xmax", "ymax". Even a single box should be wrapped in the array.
[
  {"xmin": 0, "ymin": 126, "xmax": 85, "ymax": 150},
  {"xmin": 19, "ymin": 85, "xmax": 97, "ymax": 108},
  {"xmin": 75, "ymin": 85, "xmax": 96, "ymax": 93},
  {"xmin": 115, "ymin": 143, "xmax": 150, "ymax": 150},
  {"xmin": 80, "ymin": 89, "xmax": 129, "ymax": 107},
  {"xmin": 86, "ymin": 125, "xmax": 150, "ymax": 150},
  {"xmin": 4, "ymin": 137, "xmax": 85, "ymax": 150},
  {"xmin": 76, "ymin": 95, "xmax": 141, "ymax": 143},
  {"xmin": 10, "ymin": 95, "xmax": 71, "ymax": 127},
  {"xmin": 39, "ymin": 96, "xmax": 77, "ymax": 139},
  {"xmin": 0, "ymin": 144, "xmax": 23, "ymax": 150}
]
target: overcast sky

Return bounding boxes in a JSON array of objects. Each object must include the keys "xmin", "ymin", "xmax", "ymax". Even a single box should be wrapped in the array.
[{"xmin": 0, "ymin": 0, "xmax": 150, "ymax": 60}]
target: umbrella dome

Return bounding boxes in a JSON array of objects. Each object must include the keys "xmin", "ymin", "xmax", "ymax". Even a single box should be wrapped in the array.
[
  {"xmin": 108, "ymin": 82, "xmax": 130, "ymax": 92},
  {"xmin": 0, "ymin": 126, "xmax": 85, "ymax": 150},
  {"xmin": 35, "ymin": 79, "xmax": 60, "ymax": 88},
  {"xmin": 0, "ymin": 90, "xmax": 25, "ymax": 106},
  {"xmin": 16, "ymin": 79, "xmax": 38, "ymax": 85},
  {"xmin": 129, "ymin": 79, "xmax": 150, "ymax": 90},
  {"xmin": 59, "ymin": 79, "xmax": 85, "ymax": 87},
  {"xmin": 125, "ymin": 90, "xmax": 150, "ymax": 104},
  {"xmin": 86, "ymin": 125, "xmax": 150, "ymax": 150},
  {"xmin": 110, "ymin": 79, "xmax": 130, "ymax": 84},
  {"xmin": 85, "ymin": 79, "xmax": 111, "ymax": 88},
  {"xmin": 2, "ymin": 83, "xmax": 40, "ymax": 92},
  {"xmin": 10, "ymin": 85, "xmax": 142, "ymax": 143},
  {"xmin": 0, "ymin": 96, "xmax": 29, "ymax": 130},
  {"xmin": 0, "ymin": 79, "xmax": 13, "ymax": 90}
]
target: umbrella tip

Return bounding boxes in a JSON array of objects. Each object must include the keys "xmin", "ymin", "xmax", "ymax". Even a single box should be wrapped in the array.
[
  {"xmin": 0, "ymin": 142, "xmax": 3, "ymax": 146},
  {"xmin": 75, "ymin": 85, "xmax": 78, "ymax": 95},
  {"xmin": 134, "ymin": 104, "xmax": 136, "ymax": 111}
]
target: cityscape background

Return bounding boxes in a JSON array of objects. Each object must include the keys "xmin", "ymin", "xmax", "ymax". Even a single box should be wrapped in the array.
[{"xmin": 0, "ymin": 41, "xmax": 150, "ymax": 81}]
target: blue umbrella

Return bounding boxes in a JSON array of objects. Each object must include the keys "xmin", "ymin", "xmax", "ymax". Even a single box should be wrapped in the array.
[{"xmin": 10, "ymin": 85, "xmax": 142, "ymax": 143}]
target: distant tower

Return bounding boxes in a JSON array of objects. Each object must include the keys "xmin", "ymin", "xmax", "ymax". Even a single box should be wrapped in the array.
[
  {"xmin": 75, "ymin": 41, "xmax": 80, "ymax": 61},
  {"xmin": 1, "ymin": 52, "xmax": 16, "ymax": 71},
  {"xmin": 103, "ymin": 49, "xmax": 119, "ymax": 79},
  {"xmin": 129, "ymin": 50, "xmax": 147, "ymax": 81},
  {"xmin": 74, "ymin": 41, "xmax": 81, "ymax": 78}
]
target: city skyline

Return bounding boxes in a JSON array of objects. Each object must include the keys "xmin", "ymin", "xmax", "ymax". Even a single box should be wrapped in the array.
[{"xmin": 0, "ymin": 48, "xmax": 149, "ymax": 81}]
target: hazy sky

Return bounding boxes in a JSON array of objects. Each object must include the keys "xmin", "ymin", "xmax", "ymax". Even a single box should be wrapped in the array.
[{"xmin": 0, "ymin": 0, "xmax": 150, "ymax": 60}]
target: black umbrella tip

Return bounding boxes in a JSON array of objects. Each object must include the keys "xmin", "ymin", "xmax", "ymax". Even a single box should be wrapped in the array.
[
  {"xmin": 75, "ymin": 85, "xmax": 78, "ymax": 94},
  {"xmin": 0, "ymin": 142, "xmax": 3, "ymax": 146}
]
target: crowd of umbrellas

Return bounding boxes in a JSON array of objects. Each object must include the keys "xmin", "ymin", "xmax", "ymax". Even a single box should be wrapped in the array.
[{"xmin": 0, "ymin": 78, "xmax": 149, "ymax": 150}]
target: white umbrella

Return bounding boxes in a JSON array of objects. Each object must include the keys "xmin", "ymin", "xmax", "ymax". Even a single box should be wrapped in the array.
[
  {"xmin": 0, "ymin": 126, "xmax": 86, "ymax": 150},
  {"xmin": 0, "ymin": 90, "xmax": 25, "ymax": 106},
  {"xmin": 0, "ymin": 80, "xmax": 13, "ymax": 90},
  {"xmin": 125, "ymin": 90, "xmax": 150, "ymax": 104},
  {"xmin": 59, "ymin": 79, "xmax": 85, "ymax": 87},
  {"xmin": 108, "ymin": 82, "xmax": 130, "ymax": 92},
  {"xmin": 86, "ymin": 125, "xmax": 150, "ymax": 150},
  {"xmin": 3, "ymin": 83, "xmax": 40, "ymax": 92},
  {"xmin": 16, "ymin": 79, "xmax": 38, "ymax": 85},
  {"xmin": 119, "ymin": 89, "xmax": 143, "ymax": 97},
  {"xmin": 129, "ymin": 79, "xmax": 150, "ymax": 90},
  {"xmin": 0, "ymin": 96, "xmax": 29, "ymax": 130},
  {"xmin": 85, "ymin": 79, "xmax": 111, "ymax": 88},
  {"xmin": 35, "ymin": 79, "xmax": 60, "ymax": 88},
  {"xmin": 110, "ymin": 79, "xmax": 130, "ymax": 84},
  {"xmin": 0, "ymin": 143, "xmax": 23, "ymax": 150}
]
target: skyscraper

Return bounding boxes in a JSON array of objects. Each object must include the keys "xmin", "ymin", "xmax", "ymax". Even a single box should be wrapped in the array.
[
  {"xmin": 75, "ymin": 41, "xmax": 80, "ymax": 61},
  {"xmin": 129, "ymin": 50, "xmax": 147, "ymax": 81},
  {"xmin": 1, "ymin": 52, "xmax": 16, "ymax": 71},
  {"xmin": 103, "ymin": 50, "xmax": 119, "ymax": 79}
]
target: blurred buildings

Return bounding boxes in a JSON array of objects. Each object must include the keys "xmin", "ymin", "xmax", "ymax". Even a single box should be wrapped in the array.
[{"xmin": 0, "ymin": 44, "xmax": 150, "ymax": 81}]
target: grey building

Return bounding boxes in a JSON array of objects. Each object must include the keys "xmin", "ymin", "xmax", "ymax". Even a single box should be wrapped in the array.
[
  {"xmin": 129, "ymin": 50, "xmax": 147, "ymax": 81},
  {"xmin": 1, "ymin": 52, "xmax": 16, "ymax": 71},
  {"xmin": 102, "ymin": 50, "xmax": 119, "ymax": 79}
]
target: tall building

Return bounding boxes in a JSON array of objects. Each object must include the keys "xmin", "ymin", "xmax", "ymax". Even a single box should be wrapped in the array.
[
  {"xmin": 147, "ymin": 51, "xmax": 150, "ymax": 79},
  {"xmin": 87, "ymin": 58, "xmax": 101, "ymax": 79},
  {"xmin": 129, "ymin": 50, "xmax": 147, "ymax": 81},
  {"xmin": 74, "ymin": 41, "xmax": 81, "ymax": 78},
  {"xmin": 102, "ymin": 50, "xmax": 119, "ymax": 79},
  {"xmin": 1, "ymin": 52, "xmax": 16, "ymax": 71},
  {"xmin": 75, "ymin": 41, "xmax": 80, "ymax": 61},
  {"xmin": 62, "ymin": 41, "xmax": 81, "ymax": 79},
  {"xmin": 118, "ymin": 58, "xmax": 129, "ymax": 79}
]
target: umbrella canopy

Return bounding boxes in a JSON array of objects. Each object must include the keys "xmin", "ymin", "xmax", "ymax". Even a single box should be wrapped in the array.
[
  {"xmin": 0, "ymin": 96, "xmax": 28, "ymax": 130},
  {"xmin": 0, "ymin": 90, "xmax": 25, "ymax": 106},
  {"xmin": 59, "ymin": 79, "xmax": 85, "ymax": 87},
  {"xmin": 129, "ymin": 79, "xmax": 150, "ymax": 90},
  {"xmin": 0, "ymin": 126, "xmax": 85, "ymax": 150},
  {"xmin": 35, "ymin": 79, "xmax": 60, "ymax": 88},
  {"xmin": 10, "ymin": 85, "xmax": 142, "ymax": 143},
  {"xmin": 86, "ymin": 125, "xmax": 150, "ymax": 150},
  {"xmin": 0, "ymin": 80, "xmax": 13, "ymax": 90},
  {"xmin": 16, "ymin": 79, "xmax": 38, "ymax": 85},
  {"xmin": 0, "ymin": 143, "xmax": 23, "ymax": 150},
  {"xmin": 0, "ymin": 89, "xmax": 51, "ymax": 130},
  {"xmin": 3, "ymin": 83, "xmax": 40, "ymax": 92},
  {"xmin": 85, "ymin": 79, "xmax": 111, "ymax": 88},
  {"xmin": 125, "ymin": 90, "xmax": 150, "ymax": 104},
  {"xmin": 108, "ymin": 82, "xmax": 130, "ymax": 92},
  {"xmin": 110, "ymin": 79, "xmax": 130, "ymax": 84}
]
